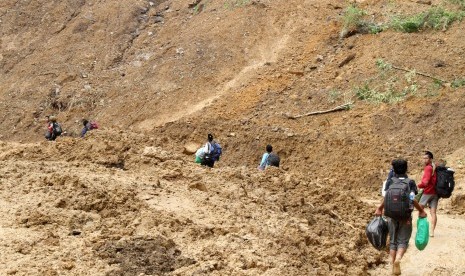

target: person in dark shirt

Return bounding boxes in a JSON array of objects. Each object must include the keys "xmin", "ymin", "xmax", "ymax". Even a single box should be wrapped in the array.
[{"xmin": 375, "ymin": 159, "xmax": 426, "ymax": 275}]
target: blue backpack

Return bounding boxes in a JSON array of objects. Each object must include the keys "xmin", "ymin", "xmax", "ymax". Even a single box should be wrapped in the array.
[{"xmin": 208, "ymin": 142, "xmax": 222, "ymax": 161}]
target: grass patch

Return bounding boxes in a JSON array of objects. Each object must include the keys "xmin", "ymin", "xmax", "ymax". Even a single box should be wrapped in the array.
[
  {"xmin": 327, "ymin": 89, "xmax": 341, "ymax": 104},
  {"xmin": 354, "ymin": 83, "xmax": 407, "ymax": 103},
  {"xmin": 341, "ymin": 5, "xmax": 465, "ymax": 35},
  {"xmin": 340, "ymin": 5, "xmax": 384, "ymax": 36},
  {"xmin": 224, "ymin": 0, "xmax": 250, "ymax": 9},
  {"xmin": 353, "ymin": 59, "xmax": 446, "ymax": 104},
  {"xmin": 342, "ymin": 5, "xmax": 367, "ymax": 30},
  {"xmin": 451, "ymin": 78, "xmax": 465, "ymax": 88},
  {"xmin": 391, "ymin": 7, "xmax": 465, "ymax": 32}
]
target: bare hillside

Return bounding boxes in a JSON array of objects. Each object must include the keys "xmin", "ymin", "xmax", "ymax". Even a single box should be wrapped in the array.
[{"xmin": 1, "ymin": 0, "xmax": 465, "ymax": 275}]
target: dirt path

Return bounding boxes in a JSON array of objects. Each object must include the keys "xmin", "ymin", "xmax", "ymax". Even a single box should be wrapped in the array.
[
  {"xmin": 369, "ymin": 212, "xmax": 465, "ymax": 276},
  {"xmin": 146, "ymin": 32, "xmax": 291, "ymax": 128}
]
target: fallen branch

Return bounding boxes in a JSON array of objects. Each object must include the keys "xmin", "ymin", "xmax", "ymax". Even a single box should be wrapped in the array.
[
  {"xmin": 391, "ymin": 65, "xmax": 447, "ymax": 83},
  {"xmin": 286, "ymin": 102, "xmax": 352, "ymax": 119}
]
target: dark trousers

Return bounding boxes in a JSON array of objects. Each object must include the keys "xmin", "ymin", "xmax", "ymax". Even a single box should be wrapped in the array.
[{"xmin": 201, "ymin": 159, "xmax": 215, "ymax": 168}]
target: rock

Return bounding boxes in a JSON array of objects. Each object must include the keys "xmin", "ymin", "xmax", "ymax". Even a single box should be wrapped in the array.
[
  {"xmin": 434, "ymin": 60, "xmax": 445, "ymax": 68},
  {"xmin": 154, "ymin": 16, "xmax": 164, "ymax": 23},
  {"xmin": 7, "ymin": 269, "xmax": 18, "ymax": 275},
  {"xmin": 316, "ymin": 55, "xmax": 324, "ymax": 62},
  {"xmin": 142, "ymin": 146, "xmax": 170, "ymax": 161},
  {"xmin": 183, "ymin": 142, "xmax": 199, "ymax": 155},
  {"xmin": 188, "ymin": 0, "xmax": 201, "ymax": 8},
  {"xmin": 338, "ymin": 53, "xmax": 356, "ymax": 68},
  {"xmin": 306, "ymin": 64, "xmax": 318, "ymax": 71},
  {"xmin": 417, "ymin": 0, "xmax": 432, "ymax": 4},
  {"xmin": 61, "ymin": 261, "xmax": 75, "ymax": 270},
  {"xmin": 286, "ymin": 133, "xmax": 294, "ymax": 138},
  {"xmin": 189, "ymin": 182, "xmax": 207, "ymax": 192},
  {"xmin": 71, "ymin": 230, "xmax": 81, "ymax": 236},
  {"xmin": 227, "ymin": 132, "xmax": 236, "ymax": 137}
]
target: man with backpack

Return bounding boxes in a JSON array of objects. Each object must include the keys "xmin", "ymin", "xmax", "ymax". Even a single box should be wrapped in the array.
[
  {"xmin": 201, "ymin": 134, "xmax": 222, "ymax": 168},
  {"xmin": 375, "ymin": 159, "xmax": 427, "ymax": 275},
  {"xmin": 418, "ymin": 151, "xmax": 438, "ymax": 237},
  {"xmin": 45, "ymin": 115, "xmax": 62, "ymax": 141},
  {"xmin": 258, "ymin": 144, "xmax": 280, "ymax": 170}
]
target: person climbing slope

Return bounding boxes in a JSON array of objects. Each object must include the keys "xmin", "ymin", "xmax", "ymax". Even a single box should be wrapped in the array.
[
  {"xmin": 201, "ymin": 134, "xmax": 222, "ymax": 168},
  {"xmin": 45, "ymin": 115, "xmax": 62, "ymax": 141},
  {"xmin": 80, "ymin": 119, "xmax": 99, "ymax": 138},
  {"xmin": 258, "ymin": 144, "xmax": 280, "ymax": 170}
]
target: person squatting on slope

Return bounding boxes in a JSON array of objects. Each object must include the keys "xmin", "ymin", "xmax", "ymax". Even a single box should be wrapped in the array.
[
  {"xmin": 418, "ymin": 151, "xmax": 438, "ymax": 237},
  {"xmin": 200, "ymin": 134, "xmax": 222, "ymax": 168},
  {"xmin": 45, "ymin": 116, "xmax": 62, "ymax": 141},
  {"xmin": 258, "ymin": 144, "xmax": 280, "ymax": 170},
  {"xmin": 375, "ymin": 159, "xmax": 427, "ymax": 276},
  {"xmin": 80, "ymin": 119, "xmax": 98, "ymax": 138}
]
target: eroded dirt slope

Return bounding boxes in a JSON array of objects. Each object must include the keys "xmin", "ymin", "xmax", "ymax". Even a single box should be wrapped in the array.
[
  {"xmin": 0, "ymin": 131, "xmax": 382, "ymax": 275},
  {"xmin": 1, "ymin": 0, "xmax": 465, "ymax": 275}
]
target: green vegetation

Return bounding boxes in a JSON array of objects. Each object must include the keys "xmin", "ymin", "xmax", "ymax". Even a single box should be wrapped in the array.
[
  {"xmin": 451, "ymin": 78, "xmax": 465, "ymax": 88},
  {"xmin": 341, "ymin": 5, "xmax": 465, "ymax": 35},
  {"xmin": 354, "ymin": 59, "xmax": 447, "ymax": 104},
  {"xmin": 224, "ymin": 0, "xmax": 250, "ymax": 9},
  {"xmin": 354, "ymin": 82, "xmax": 412, "ymax": 104},
  {"xmin": 342, "ymin": 5, "xmax": 366, "ymax": 30},
  {"xmin": 327, "ymin": 89, "xmax": 341, "ymax": 104},
  {"xmin": 341, "ymin": 5, "xmax": 384, "ymax": 36},
  {"xmin": 391, "ymin": 7, "xmax": 465, "ymax": 32}
]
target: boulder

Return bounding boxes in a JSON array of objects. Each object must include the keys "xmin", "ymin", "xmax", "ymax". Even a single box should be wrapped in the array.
[{"xmin": 183, "ymin": 142, "xmax": 200, "ymax": 155}]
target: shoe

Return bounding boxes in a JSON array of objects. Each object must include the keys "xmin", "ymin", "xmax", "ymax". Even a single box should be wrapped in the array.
[{"xmin": 393, "ymin": 261, "xmax": 401, "ymax": 275}]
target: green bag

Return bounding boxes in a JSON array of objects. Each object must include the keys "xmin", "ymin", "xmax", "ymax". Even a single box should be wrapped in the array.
[{"xmin": 415, "ymin": 217, "xmax": 429, "ymax": 251}]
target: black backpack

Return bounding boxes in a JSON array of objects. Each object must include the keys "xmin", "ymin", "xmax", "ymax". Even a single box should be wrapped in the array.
[
  {"xmin": 53, "ymin": 122, "xmax": 63, "ymax": 136},
  {"xmin": 435, "ymin": 166, "xmax": 455, "ymax": 198},
  {"xmin": 384, "ymin": 177, "xmax": 411, "ymax": 220},
  {"xmin": 267, "ymin": 153, "xmax": 280, "ymax": 167}
]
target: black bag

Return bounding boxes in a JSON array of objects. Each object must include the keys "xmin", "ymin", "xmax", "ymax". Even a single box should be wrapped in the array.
[
  {"xmin": 366, "ymin": 216, "xmax": 389, "ymax": 250},
  {"xmin": 435, "ymin": 166, "xmax": 455, "ymax": 198},
  {"xmin": 53, "ymin": 122, "xmax": 63, "ymax": 136},
  {"xmin": 384, "ymin": 177, "xmax": 411, "ymax": 220},
  {"xmin": 267, "ymin": 153, "xmax": 280, "ymax": 167}
]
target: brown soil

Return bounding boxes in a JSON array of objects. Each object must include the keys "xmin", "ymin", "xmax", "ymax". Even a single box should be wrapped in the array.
[{"xmin": 1, "ymin": 0, "xmax": 465, "ymax": 275}]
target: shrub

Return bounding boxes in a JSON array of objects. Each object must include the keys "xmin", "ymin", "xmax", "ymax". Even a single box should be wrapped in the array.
[
  {"xmin": 355, "ymin": 83, "xmax": 408, "ymax": 103},
  {"xmin": 342, "ymin": 5, "xmax": 367, "ymax": 31},
  {"xmin": 452, "ymin": 78, "xmax": 465, "ymax": 88},
  {"xmin": 390, "ymin": 7, "xmax": 465, "ymax": 32}
]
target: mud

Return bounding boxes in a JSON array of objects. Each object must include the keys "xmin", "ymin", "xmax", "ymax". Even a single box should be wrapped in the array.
[{"xmin": 1, "ymin": 0, "xmax": 465, "ymax": 275}]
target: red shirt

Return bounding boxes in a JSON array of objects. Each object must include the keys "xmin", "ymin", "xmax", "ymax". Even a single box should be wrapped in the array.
[{"xmin": 418, "ymin": 164, "xmax": 437, "ymax": 195}]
